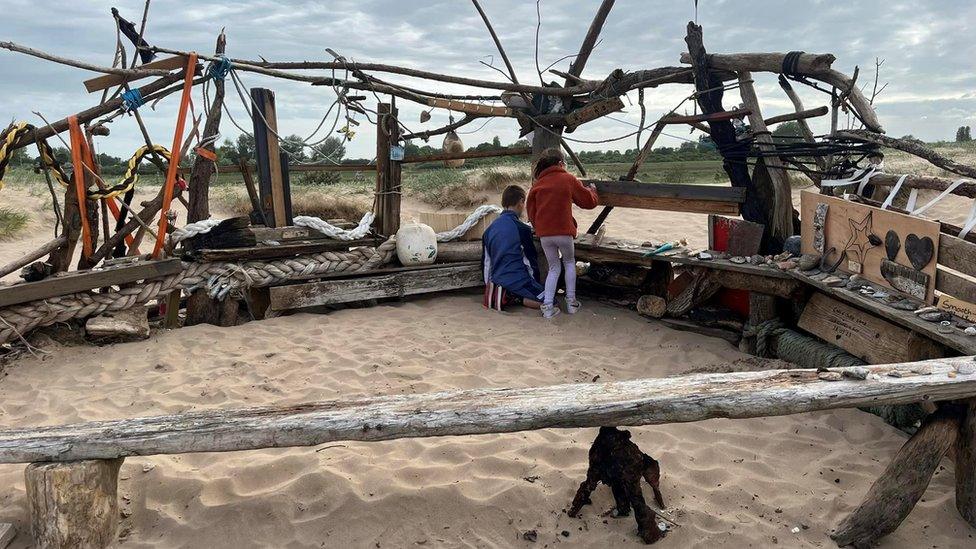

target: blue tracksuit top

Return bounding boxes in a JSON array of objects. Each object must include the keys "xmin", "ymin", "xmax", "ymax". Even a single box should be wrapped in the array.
[{"xmin": 482, "ymin": 209, "xmax": 544, "ymax": 300}]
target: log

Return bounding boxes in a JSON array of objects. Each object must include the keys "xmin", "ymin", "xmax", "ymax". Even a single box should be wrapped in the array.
[
  {"xmin": 839, "ymin": 130, "xmax": 976, "ymax": 181},
  {"xmin": 0, "ymin": 236, "xmax": 66, "ymax": 280},
  {"xmin": 777, "ymin": 75, "xmax": 823, "ymax": 173},
  {"xmin": 738, "ymin": 71, "xmax": 794, "ymax": 241},
  {"xmin": 678, "ymin": 51, "xmax": 883, "ymax": 133},
  {"xmin": 269, "ymin": 263, "xmax": 483, "ymax": 311},
  {"xmin": 958, "ymin": 398, "xmax": 976, "ymax": 527},
  {"xmin": 374, "ymin": 103, "xmax": 401, "ymax": 236},
  {"xmin": 762, "ymin": 105, "xmax": 828, "ymax": 126},
  {"xmin": 0, "ymin": 358, "xmax": 973, "ymax": 463},
  {"xmin": 831, "ymin": 407, "xmax": 960, "ymax": 547},
  {"xmin": 25, "ymin": 458, "xmax": 124, "ymax": 549}
]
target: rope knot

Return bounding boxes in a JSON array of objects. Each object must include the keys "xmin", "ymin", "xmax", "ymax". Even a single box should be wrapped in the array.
[{"xmin": 207, "ymin": 55, "xmax": 233, "ymax": 81}]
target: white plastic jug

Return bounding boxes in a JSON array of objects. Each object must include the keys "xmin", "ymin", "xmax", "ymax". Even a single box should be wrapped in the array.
[{"xmin": 396, "ymin": 221, "xmax": 438, "ymax": 265}]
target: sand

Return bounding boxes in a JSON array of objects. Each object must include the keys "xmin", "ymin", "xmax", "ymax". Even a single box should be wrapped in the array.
[
  {"xmin": 1, "ymin": 182, "xmax": 974, "ymax": 547},
  {"xmin": 0, "ymin": 295, "xmax": 971, "ymax": 548}
]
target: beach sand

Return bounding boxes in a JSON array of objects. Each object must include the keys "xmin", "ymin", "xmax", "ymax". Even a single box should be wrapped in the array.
[
  {"xmin": 0, "ymin": 295, "xmax": 970, "ymax": 548},
  {"xmin": 0, "ymin": 181, "xmax": 974, "ymax": 547}
]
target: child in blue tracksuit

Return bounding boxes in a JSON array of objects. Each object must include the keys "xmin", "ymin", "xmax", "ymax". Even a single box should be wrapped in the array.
[{"xmin": 482, "ymin": 185, "xmax": 544, "ymax": 310}]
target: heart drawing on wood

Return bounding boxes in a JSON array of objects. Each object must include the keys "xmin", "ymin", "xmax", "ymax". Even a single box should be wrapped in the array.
[
  {"xmin": 884, "ymin": 230, "xmax": 900, "ymax": 261},
  {"xmin": 905, "ymin": 234, "xmax": 934, "ymax": 271}
]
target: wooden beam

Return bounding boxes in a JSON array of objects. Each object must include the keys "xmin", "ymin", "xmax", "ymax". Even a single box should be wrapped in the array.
[
  {"xmin": 936, "ymin": 268, "xmax": 976, "ymax": 304},
  {"xmin": 250, "ymin": 88, "xmax": 290, "ymax": 227},
  {"xmin": 0, "ymin": 259, "xmax": 182, "ymax": 308},
  {"xmin": 588, "ymin": 180, "xmax": 745, "ymax": 215},
  {"xmin": 400, "ymin": 146, "xmax": 531, "ymax": 164},
  {"xmin": 831, "ymin": 407, "xmax": 960, "ymax": 547},
  {"xmin": 269, "ymin": 262, "xmax": 482, "ymax": 311},
  {"xmin": 660, "ymin": 108, "xmax": 751, "ymax": 125},
  {"xmin": 189, "ymin": 238, "xmax": 379, "ymax": 262},
  {"xmin": 789, "ymin": 269, "xmax": 976, "ymax": 355},
  {"xmin": 0, "ymin": 357, "xmax": 973, "ymax": 463},
  {"xmin": 82, "ymin": 55, "xmax": 190, "ymax": 93},
  {"xmin": 709, "ymin": 269, "xmax": 803, "ymax": 299},
  {"xmin": 798, "ymin": 293, "xmax": 944, "ymax": 364},
  {"xmin": 738, "ymin": 71, "xmax": 794, "ymax": 242},
  {"xmin": 763, "ymin": 105, "xmax": 829, "ymax": 126}
]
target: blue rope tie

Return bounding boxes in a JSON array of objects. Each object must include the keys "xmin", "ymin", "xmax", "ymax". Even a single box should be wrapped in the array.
[
  {"xmin": 121, "ymin": 88, "xmax": 145, "ymax": 112},
  {"xmin": 208, "ymin": 55, "xmax": 233, "ymax": 81}
]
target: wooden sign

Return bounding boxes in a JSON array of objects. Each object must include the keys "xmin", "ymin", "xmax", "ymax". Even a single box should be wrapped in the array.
[
  {"xmin": 565, "ymin": 97, "xmax": 625, "ymax": 131},
  {"xmin": 800, "ymin": 191, "xmax": 941, "ymax": 303},
  {"xmin": 798, "ymin": 293, "xmax": 944, "ymax": 364},
  {"xmin": 938, "ymin": 295, "xmax": 976, "ymax": 323}
]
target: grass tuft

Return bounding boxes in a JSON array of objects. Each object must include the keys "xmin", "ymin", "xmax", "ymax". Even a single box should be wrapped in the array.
[{"xmin": 0, "ymin": 208, "xmax": 29, "ymax": 239}]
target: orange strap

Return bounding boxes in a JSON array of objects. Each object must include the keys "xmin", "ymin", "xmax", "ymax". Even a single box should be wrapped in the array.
[
  {"xmin": 153, "ymin": 52, "xmax": 198, "ymax": 258},
  {"xmin": 77, "ymin": 137, "xmax": 139, "ymax": 252},
  {"xmin": 68, "ymin": 116, "xmax": 93, "ymax": 259}
]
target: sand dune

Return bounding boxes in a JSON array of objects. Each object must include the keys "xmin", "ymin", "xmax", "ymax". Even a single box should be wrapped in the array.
[{"xmin": 0, "ymin": 296, "xmax": 969, "ymax": 547}]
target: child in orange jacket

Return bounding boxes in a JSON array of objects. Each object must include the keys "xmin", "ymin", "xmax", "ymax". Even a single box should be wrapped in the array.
[{"xmin": 526, "ymin": 148, "xmax": 599, "ymax": 318}]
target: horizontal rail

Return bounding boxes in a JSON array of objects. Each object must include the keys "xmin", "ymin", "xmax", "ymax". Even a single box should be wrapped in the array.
[
  {"xmin": 0, "ymin": 357, "xmax": 972, "ymax": 463},
  {"xmin": 178, "ymin": 163, "xmax": 377, "ymax": 175},
  {"xmin": 400, "ymin": 147, "xmax": 532, "ymax": 164}
]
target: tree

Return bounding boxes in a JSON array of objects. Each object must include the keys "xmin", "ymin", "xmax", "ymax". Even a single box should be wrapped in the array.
[
  {"xmin": 772, "ymin": 120, "xmax": 804, "ymax": 144},
  {"xmin": 280, "ymin": 134, "xmax": 308, "ymax": 162},
  {"xmin": 492, "ymin": 135, "xmax": 501, "ymax": 148},
  {"xmin": 956, "ymin": 126, "xmax": 972, "ymax": 142},
  {"xmin": 308, "ymin": 136, "xmax": 346, "ymax": 163}
]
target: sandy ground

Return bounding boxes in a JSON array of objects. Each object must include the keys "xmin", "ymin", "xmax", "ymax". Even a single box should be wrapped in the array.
[
  {"xmin": 0, "ymin": 296, "xmax": 971, "ymax": 548},
  {"xmin": 1, "ymin": 182, "xmax": 975, "ymax": 547}
]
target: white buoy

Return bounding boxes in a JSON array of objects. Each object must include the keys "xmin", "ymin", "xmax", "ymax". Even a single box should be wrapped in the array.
[{"xmin": 396, "ymin": 220, "xmax": 438, "ymax": 265}]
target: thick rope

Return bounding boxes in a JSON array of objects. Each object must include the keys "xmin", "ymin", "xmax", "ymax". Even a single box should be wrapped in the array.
[
  {"xmin": 746, "ymin": 318, "xmax": 865, "ymax": 368},
  {"xmin": 0, "ymin": 238, "xmax": 397, "ymax": 346},
  {"xmin": 435, "ymin": 205, "xmax": 501, "ymax": 242},
  {"xmin": 294, "ymin": 212, "xmax": 376, "ymax": 241}
]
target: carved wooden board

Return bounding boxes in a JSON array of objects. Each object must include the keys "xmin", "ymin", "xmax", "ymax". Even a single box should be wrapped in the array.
[
  {"xmin": 798, "ymin": 293, "xmax": 944, "ymax": 364},
  {"xmin": 938, "ymin": 295, "xmax": 976, "ymax": 323},
  {"xmin": 800, "ymin": 191, "xmax": 940, "ymax": 303}
]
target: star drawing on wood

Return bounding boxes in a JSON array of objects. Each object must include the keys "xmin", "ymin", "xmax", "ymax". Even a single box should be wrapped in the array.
[{"xmin": 843, "ymin": 211, "xmax": 878, "ymax": 266}]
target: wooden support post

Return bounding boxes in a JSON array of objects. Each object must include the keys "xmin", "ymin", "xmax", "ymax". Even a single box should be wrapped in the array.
[
  {"xmin": 958, "ymin": 397, "xmax": 976, "ymax": 527},
  {"xmin": 738, "ymin": 71, "xmax": 794, "ymax": 242},
  {"xmin": 164, "ymin": 291, "xmax": 182, "ymax": 329},
  {"xmin": 25, "ymin": 458, "xmax": 123, "ymax": 549},
  {"xmin": 374, "ymin": 102, "xmax": 401, "ymax": 236},
  {"xmin": 251, "ymin": 87, "xmax": 291, "ymax": 227},
  {"xmin": 831, "ymin": 407, "xmax": 960, "ymax": 547},
  {"xmin": 684, "ymin": 22, "xmax": 776, "ymax": 252}
]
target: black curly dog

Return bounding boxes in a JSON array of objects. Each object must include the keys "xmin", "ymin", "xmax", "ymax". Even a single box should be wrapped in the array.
[{"xmin": 568, "ymin": 426, "xmax": 666, "ymax": 544}]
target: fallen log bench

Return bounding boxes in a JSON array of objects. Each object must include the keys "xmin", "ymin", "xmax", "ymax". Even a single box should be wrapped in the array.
[{"xmin": 5, "ymin": 357, "xmax": 976, "ymax": 547}]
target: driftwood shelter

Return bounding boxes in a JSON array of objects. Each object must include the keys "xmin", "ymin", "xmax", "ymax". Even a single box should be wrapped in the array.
[{"xmin": 0, "ymin": 1, "xmax": 975, "ymax": 546}]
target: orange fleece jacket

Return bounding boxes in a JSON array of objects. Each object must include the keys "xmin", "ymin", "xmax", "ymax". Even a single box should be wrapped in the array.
[{"xmin": 526, "ymin": 165, "xmax": 599, "ymax": 238}]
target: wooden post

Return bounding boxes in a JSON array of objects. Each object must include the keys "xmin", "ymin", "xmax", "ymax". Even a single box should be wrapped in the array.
[
  {"xmin": 958, "ymin": 397, "xmax": 976, "ymax": 527},
  {"xmin": 164, "ymin": 291, "xmax": 182, "ymax": 329},
  {"xmin": 25, "ymin": 458, "xmax": 123, "ymax": 549},
  {"xmin": 374, "ymin": 102, "xmax": 401, "ymax": 236},
  {"xmin": 831, "ymin": 407, "xmax": 960, "ymax": 547},
  {"xmin": 738, "ymin": 71, "xmax": 794, "ymax": 242},
  {"xmin": 251, "ymin": 87, "xmax": 291, "ymax": 227}
]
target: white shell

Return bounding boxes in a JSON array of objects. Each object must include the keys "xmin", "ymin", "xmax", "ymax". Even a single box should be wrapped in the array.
[{"xmin": 396, "ymin": 222, "xmax": 438, "ymax": 265}]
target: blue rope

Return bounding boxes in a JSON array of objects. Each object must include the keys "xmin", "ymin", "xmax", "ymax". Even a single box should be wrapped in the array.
[
  {"xmin": 121, "ymin": 88, "xmax": 145, "ymax": 112},
  {"xmin": 208, "ymin": 55, "xmax": 232, "ymax": 81}
]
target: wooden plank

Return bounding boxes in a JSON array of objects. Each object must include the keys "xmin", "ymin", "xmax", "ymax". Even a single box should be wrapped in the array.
[
  {"xmin": 565, "ymin": 96, "xmax": 624, "ymax": 130},
  {"xmin": 938, "ymin": 233, "xmax": 976, "ymax": 278},
  {"xmin": 250, "ymin": 88, "xmax": 288, "ymax": 227},
  {"xmin": 180, "ymin": 163, "xmax": 377, "ymax": 175},
  {"xmin": 936, "ymin": 268, "xmax": 976, "ymax": 304},
  {"xmin": 83, "ymin": 55, "xmax": 189, "ymax": 93},
  {"xmin": 0, "ymin": 357, "xmax": 973, "ymax": 463},
  {"xmin": 798, "ymin": 293, "xmax": 944, "ymax": 364},
  {"xmin": 0, "ymin": 523, "xmax": 13, "ymax": 549},
  {"xmin": 800, "ymin": 191, "xmax": 941, "ymax": 303},
  {"xmin": 190, "ymin": 238, "xmax": 378, "ymax": 262},
  {"xmin": 401, "ymin": 146, "xmax": 531, "ymax": 164},
  {"xmin": 589, "ymin": 181, "xmax": 746, "ymax": 203},
  {"xmin": 938, "ymin": 295, "xmax": 976, "ymax": 324},
  {"xmin": 0, "ymin": 259, "xmax": 182, "ymax": 308},
  {"xmin": 709, "ymin": 269, "xmax": 803, "ymax": 299},
  {"xmin": 573, "ymin": 238, "xmax": 794, "ymax": 280},
  {"xmin": 789, "ymin": 269, "xmax": 976, "ymax": 355},
  {"xmin": 269, "ymin": 263, "xmax": 482, "ymax": 310},
  {"xmin": 597, "ymin": 195, "xmax": 740, "ymax": 216}
]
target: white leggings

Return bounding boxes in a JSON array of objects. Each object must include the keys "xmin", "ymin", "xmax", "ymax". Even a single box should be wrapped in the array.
[{"xmin": 541, "ymin": 235, "xmax": 576, "ymax": 306}]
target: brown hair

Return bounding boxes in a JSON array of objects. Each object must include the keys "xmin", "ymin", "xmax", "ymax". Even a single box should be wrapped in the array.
[
  {"xmin": 533, "ymin": 148, "xmax": 565, "ymax": 179},
  {"xmin": 501, "ymin": 184, "xmax": 526, "ymax": 208}
]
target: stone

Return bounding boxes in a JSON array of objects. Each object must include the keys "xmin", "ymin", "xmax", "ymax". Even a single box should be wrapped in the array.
[
  {"xmin": 887, "ymin": 370, "xmax": 905, "ymax": 378},
  {"xmin": 914, "ymin": 306, "xmax": 939, "ymax": 315},
  {"xmin": 637, "ymin": 295, "xmax": 667, "ymax": 319},
  {"xmin": 845, "ymin": 275, "xmax": 864, "ymax": 290},
  {"xmin": 890, "ymin": 299, "xmax": 919, "ymax": 311},
  {"xmin": 871, "ymin": 291, "xmax": 889, "ymax": 299},
  {"xmin": 85, "ymin": 306, "xmax": 150, "ymax": 342},
  {"xmin": 776, "ymin": 260, "xmax": 797, "ymax": 270},
  {"xmin": 920, "ymin": 311, "xmax": 952, "ymax": 323},
  {"xmin": 843, "ymin": 367, "xmax": 870, "ymax": 380},
  {"xmin": 784, "ymin": 235, "xmax": 802, "ymax": 256},
  {"xmin": 966, "ymin": 327, "xmax": 976, "ymax": 336},
  {"xmin": 730, "ymin": 256, "xmax": 747, "ymax": 264},
  {"xmin": 697, "ymin": 252, "xmax": 713, "ymax": 260},
  {"xmin": 749, "ymin": 254, "xmax": 766, "ymax": 265},
  {"xmin": 823, "ymin": 276, "xmax": 846, "ymax": 287},
  {"xmin": 797, "ymin": 254, "xmax": 821, "ymax": 271},
  {"xmin": 818, "ymin": 371, "xmax": 843, "ymax": 381}
]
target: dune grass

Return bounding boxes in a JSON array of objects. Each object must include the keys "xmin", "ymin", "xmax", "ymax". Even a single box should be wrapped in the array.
[{"xmin": 0, "ymin": 208, "xmax": 29, "ymax": 239}]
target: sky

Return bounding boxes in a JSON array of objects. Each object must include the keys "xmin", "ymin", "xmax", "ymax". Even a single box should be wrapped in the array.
[{"xmin": 1, "ymin": 0, "xmax": 974, "ymax": 161}]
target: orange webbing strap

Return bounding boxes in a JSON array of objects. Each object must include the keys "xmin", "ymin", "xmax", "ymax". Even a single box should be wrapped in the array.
[
  {"xmin": 67, "ymin": 116, "xmax": 93, "ymax": 259},
  {"xmin": 77, "ymin": 136, "xmax": 138, "ymax": 252},
  {"xmin": 152, "ymin": 52, "xmax": 198, "ymax": 258}
]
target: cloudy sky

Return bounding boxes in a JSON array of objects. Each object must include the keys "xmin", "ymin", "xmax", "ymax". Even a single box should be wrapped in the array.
[{"xmin": 1, "ymin": 0, "xmax": 974, "ymax": 160}]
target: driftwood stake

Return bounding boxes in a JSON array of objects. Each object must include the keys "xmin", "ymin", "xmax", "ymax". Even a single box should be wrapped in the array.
[
  {"xmin": 831, "ymin": 407, "xmax": 960, "ymax": 547},
  {"xmin": 25, "ymin": 458, "xmax": 123, "ymax": 549},
  {"xmin": 957, "ymin": 397, "xmax": 976, "ymax": 527}
]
